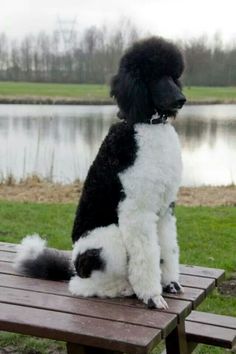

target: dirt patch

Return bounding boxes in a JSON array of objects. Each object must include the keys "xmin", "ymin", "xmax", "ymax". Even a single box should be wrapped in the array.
[
  {"xmin": 0, "ymin": 177, "xmax": 236, "ymax": 206},
  {"xmin": 178, "ymin": 186, "xmax": 236, "ymax": 206},
  {"xmin": 0, "ymin": 176, "xmax": 83, "ymax": 204},
  {"xmin": 219, "ymin": 274, "xmax": 236, "ymax": 297}
]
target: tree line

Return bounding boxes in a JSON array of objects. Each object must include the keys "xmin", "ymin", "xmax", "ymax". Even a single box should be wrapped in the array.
[{"xmin": 0, "ymin": 22, "xmax": 236, "ymax": 86}]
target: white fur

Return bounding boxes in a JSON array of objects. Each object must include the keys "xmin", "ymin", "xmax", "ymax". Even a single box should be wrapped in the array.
[
  {"xmin": 70, "ymin": 224, "xmax": 134, "ymax": 298},
  {"xmin": 118, "ymin": 123, "xmax": 182, "ymax": 308},
  {"xmin": 158, "ymin": 210, "xmax": 181, "ymax": 286},
  {"xmin": 14, "ymin": 234, "xmax": 46, "ymax": 270}
]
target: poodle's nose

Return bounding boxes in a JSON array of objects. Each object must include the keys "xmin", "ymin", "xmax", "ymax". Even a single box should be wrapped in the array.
[
  {"xmin": 150, "ymin": 77, "xmax": 186, "ymax": 112},
  {"xmin": 173, "ymin": 97, "xmax": 186, "ymax": 109}
]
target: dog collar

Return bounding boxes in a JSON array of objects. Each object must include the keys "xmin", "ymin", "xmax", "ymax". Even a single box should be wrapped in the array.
[{"xmin": 150, "ymin": 113, "xmax": 168, "ymax": 125}]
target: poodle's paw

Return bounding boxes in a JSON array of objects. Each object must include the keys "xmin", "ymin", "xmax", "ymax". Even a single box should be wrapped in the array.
[
  {"xmin": 145, "ymin": 295, "xmax": 168, "ymax": 310},
  {"xmin": 163, "ymin": 281, "xmax": 184, "ymax": 294}
]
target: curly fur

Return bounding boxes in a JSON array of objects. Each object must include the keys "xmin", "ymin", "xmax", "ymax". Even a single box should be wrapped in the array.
[
  {"xmin": 110, "ymin": 37, "xmax": 184, "ymax": 123},
  {"xmin": 15, "ymin": 36, "xmax": 186, "ymax": 309}
]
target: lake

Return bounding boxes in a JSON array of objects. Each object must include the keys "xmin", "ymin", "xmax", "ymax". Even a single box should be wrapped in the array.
[{"xmin": 0, "ymin": 104, "xmax": 235, "ymax": 187}]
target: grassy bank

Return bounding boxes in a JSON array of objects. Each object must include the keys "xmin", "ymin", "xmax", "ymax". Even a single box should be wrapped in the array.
[
  {"xmin": 0, "ymin": 82, "xmax": 109, "ymax": 99},
  {"xmin": 0, "ymin": 81, "xmax": 236, "ymax": 103},
  {"xmin": 0, "ymin": 201, "xmax": 235, "ymax": 353}
]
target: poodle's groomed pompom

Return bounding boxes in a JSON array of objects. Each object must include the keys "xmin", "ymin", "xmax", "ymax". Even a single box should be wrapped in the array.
[
  {"xmin": 14, "ymin": 234, "xmax": 46, "ymax": 267},
  {"xmin": 14, "ymin": 234, "xmax": 74, "ymax": 280},
  {"xmin": 120, "ymin": 37, "xmax": 184, "ymax": 81}
]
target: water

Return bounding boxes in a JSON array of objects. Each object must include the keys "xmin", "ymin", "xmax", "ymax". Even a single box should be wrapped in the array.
[{"xmin": 0, "ymin": 104, "xmax": 235, "ymax": 187}]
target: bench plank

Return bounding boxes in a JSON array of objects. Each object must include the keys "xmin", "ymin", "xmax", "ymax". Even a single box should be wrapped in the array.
[
  {"xmin": 0, "ymin": 243, "xmax": 225, "ymax": 284},
  {"xmin": 0, "ymin": 271, "xmax": 202, "ymax": 311},
  {"xmin": 163, "ymin": 287, "xmax": 205, "ymax": 309},
  {"xmin": 0, "ymin": 270, "xmax": 192, "ymax": 321},
  {"xmin": 0, "ymin": 287, "xmax": 177, "ymax": 338},
  {"xmin": 1, "ymin": 254, "xmax": 211, "ymax": 298},
  {"xmin": 0, "ymin": 303, "xmax": 161, "ymax": 354},
  {"xmin": 0, "ymin": 251, "xmax": 13, "ymax": 262},
  {"xmin": 104, "ymin": 296, "xmax": 191, "ymax": 321},
  {"xmin": 179, "ymin": 274, "xmax": 215, "ymax": 294},
  {"xmin": 0, "ymin": 242, "xmax": 17, "ymax": 252},
  {"xmin": 0, "ymin": 261, "xmax": 20, "ymax": 275},
  {"xmin": 185, "ymin": 321, "xmax": 236, "ymax": 349},
  {"xmin": 180, "ymin": 265, "xmax": 225, "ymax": 284},
  {"xmin": 187, "ymin": 311, "xmax": 236, "ymax": 330}
]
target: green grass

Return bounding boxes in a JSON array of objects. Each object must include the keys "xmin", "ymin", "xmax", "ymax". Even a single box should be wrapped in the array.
[
  {"xmin": 0, "ymin": 82, "xmax": 110, "ymax": 99},
  {"xmin": 184, "ymin": 86, "xmax": 236, "ymax": 102},
  {"xmin": 0, "ymin": 201, "xmax": 235, "ymax": 354},
  {"xmin": 0, "ymin": 81, "xmax": 236, "ymax": 102}
]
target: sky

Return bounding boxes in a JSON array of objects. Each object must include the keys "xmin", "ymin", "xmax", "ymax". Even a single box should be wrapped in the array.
[{"xmin": 1, "ymin": 0, "xmax": 236, "ymax": 43}]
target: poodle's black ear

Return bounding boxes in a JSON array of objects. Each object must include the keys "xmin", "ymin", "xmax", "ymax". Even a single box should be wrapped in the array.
[{"xmin": 110, "ymin": 71, "xmax": 153, "ymax": 124}]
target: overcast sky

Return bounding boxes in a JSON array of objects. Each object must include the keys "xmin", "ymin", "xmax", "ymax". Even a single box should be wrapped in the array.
[{"xmin": 1, "ymin": 0, "xmax": 236, "ymax": 43}]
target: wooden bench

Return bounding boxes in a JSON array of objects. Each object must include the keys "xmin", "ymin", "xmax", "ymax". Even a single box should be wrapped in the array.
[
  {"xmin": 186, "ymin": 311, "xmax": 236, "ymax": 351},
  {"xmin": 0, "ymin": 242, "xmax": 235, "ymax": 354}
]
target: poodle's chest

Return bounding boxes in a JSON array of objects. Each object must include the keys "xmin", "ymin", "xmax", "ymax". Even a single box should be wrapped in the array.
[{"xmin": 118, "ymin": 123, "xmax": 182, "ymax": 209}]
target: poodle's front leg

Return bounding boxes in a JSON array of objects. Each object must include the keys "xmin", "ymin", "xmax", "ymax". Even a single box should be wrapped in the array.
[
  {"xmin": 119, "ymin": 200, "xmax": 168, "ymax": 309},
  {"xmin": 158, "ymin": 204, "xmax": 183, "ymax": 294}
]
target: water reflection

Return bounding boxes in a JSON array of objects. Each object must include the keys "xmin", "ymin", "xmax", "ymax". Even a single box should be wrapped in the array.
[
  {"xmin": 176, "ymin": 105, "xmax": 236, "ymax": 186},
  {"xmin": 0, "ymin": 104, "xmax": 235, "ymax": 186}
]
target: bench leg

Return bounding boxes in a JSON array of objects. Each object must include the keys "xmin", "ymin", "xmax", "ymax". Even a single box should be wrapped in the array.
[
  {"xmin": 67, "ymin": 342, "xmax": 119, "ymax": 354},
  {"xmin": 165, "ymin": 322, "xmax": 188, "ymax": 354}
]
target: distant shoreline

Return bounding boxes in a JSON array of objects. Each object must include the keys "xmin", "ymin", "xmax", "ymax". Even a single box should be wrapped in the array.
[
  {"xmin": 1, "ymin": 96, "xmax": 236, "ymax": 105},
  {"xmin": 1, "ymin": 84, "xmax": 236, "ymax": 105}
]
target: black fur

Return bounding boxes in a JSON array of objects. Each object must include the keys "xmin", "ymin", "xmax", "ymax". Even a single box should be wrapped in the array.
[
  {"xmin": 110, "ymin": 37, "xmax": 185, "ymax": 124},
  {"xmin": 71, "ymin": 122, "xmax": 137, "ymax": 242},
  {"xmin": 74, "ymin": 248, "xmax": 105, "ymax": 278},
  {"xmin": 169, "ymin": 201, "xmax": 176, "ymax": 215},
  {"xmin": 18, "ymin": 248, "xmax": 74, "ymax": 280},
  {"xmin": 163, "ymin": 281, "xmax": 181, "ymax": 294}
]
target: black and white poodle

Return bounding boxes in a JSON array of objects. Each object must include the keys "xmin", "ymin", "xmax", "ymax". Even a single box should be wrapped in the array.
[{"xmin": 15, "ymin": 37, "xmax": 186, "ymax": 309}]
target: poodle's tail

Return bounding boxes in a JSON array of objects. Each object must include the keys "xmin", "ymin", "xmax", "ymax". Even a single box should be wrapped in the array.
[{"xmin": 14, "ymin": 234, "xmax": 74, "ymax": 281}]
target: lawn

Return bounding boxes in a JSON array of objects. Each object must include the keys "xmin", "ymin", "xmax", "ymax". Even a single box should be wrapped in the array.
[
  {"xmin": 0, "ymin": 201, "xmax": 235, "ymax": 354},
  {"xmin": 0, "ymin": 81, "xmax": 236, "ymax": 103},
  {"xmin": 0, "ymin": 82, "xmax": 109, "ymax": 100}
]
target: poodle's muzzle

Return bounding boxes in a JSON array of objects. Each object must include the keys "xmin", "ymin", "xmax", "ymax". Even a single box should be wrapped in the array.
[{"xmin": 149, "ymin": 76, "xmax": 186, "ymax": 117}]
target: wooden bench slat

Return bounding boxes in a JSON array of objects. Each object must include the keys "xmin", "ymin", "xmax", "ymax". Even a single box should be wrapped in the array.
[
  {"xmin": 0, "ymin": 276, "xmax": 191, "ymax": 324},
  {"xmin": 0, "ymin": 303, "xmax": 161, "ymax": 354},
  {"xmin": 163, "ymin": 287, "xmax": 205, "ymax": 308},
  {"xmin": 179, "ymin": 274, "xmax": 215, "ymax": 293},
  {"xmin": 0, "ymin": 286, "xmax": 177, "ymax": 337},
  {"xmin": 105, "ymin": 296, "xmax": 191, "ymax": 321},
  {"xmin": 0, "ymin": 271, "xmax": 192, "ymax": 321},
  {"xmin": 0, "ymin": 251, "xmax": 13, "ymax": 262},
  {"xmin": 180, "ymin": 264, "xmax": 225, "ymax": 284},
  {"xmin": 0, "ymin": 271, "xmax": 203, "ymax": 311},
  {"xmin": 0, "ymin": 264, "xmax": 191, "ymax": 319},
  {"xmin": 185, "ymin": 321, "xmax": 236, "ymax": 349},
  {"xmin": 187, "ymin": 310, "xmax": 236, "ymax": 330},
  {"xmin": 0, "ymin": 261, "xmax": 20, "ymax": 275},
  {"xmin": 0, "ymin": 244, "xmax": 225, "ymax": 283},
  {"xmin": 0, "ymin": 272, "xmax": 70, "ymax": 294},
  {"xmin": 1, "ymin": 258, "xmax": 211, "ymax": 299},
  {"xmin": 0, "ymin": 242, "xmax": 17, "ymax": 252}
]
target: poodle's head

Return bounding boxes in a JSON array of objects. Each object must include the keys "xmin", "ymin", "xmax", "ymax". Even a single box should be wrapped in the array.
[{"xmin": 110, "ymin": 37, "xmax": 186, "ymax": 124}]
